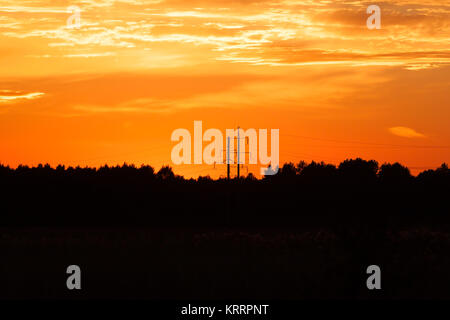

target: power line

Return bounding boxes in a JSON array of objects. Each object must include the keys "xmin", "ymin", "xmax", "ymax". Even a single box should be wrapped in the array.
[{"xmin": 282, "ymin": 133, "xmax": 450, "ymax": 149}]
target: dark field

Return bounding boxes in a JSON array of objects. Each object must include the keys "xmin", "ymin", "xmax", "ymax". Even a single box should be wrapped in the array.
[
  {"xmin": 1, "ymin": 160, "xmax": 449, "ymax": 299},
  {"xmin": 2, "ymin": 226, "xmax": 450, "ymax": 299}
]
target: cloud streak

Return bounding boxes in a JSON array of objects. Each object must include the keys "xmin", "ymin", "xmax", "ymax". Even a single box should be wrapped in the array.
[
  {"xmin": 389, "ymin": 126, "xmax": 426, "ymax": 138},
  {"xmin": 0, "ymin": 91, "xmax": 45, "ymax": 103}
]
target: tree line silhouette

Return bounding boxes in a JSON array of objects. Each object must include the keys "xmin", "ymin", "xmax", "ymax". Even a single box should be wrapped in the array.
[
  {"xmin": 1, "ymin": 158, "xmax": 448, "ymax": 184},
  {"xmin": 0, "ymin": 158, "xmax": 448, "ymax": 228}
]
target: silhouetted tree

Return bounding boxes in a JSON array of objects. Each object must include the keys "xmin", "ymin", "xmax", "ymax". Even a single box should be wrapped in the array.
[
  {"xmin": 417, "ymin": 163, "xmax": 450, "ymax": 187},
  {"xmin": 338, "ymin": 158, "xmax": 378, "ymax": 185},
  {"xmin": 275, "ymin": 163, "xmax": 298, "ymax": 183},
  {"xmin": 299, "ymin": 161, "xmax": 337, "ymax": 184},
  {"xmin": 156, "ymin": 165, "xmax": 176, "ymax": 181},
  {"xmin": 296, "ymin": 161, "xmax": 307, "ymax": 174},
  {"xmin": 198, "ymin": 175, "xmax": 212, "ymax": 183},
  {"xmin": 379, "ymin": 162, "xmax": 412, "ymax": 185},
  {"xmin": 279, "ymin": 163, "xmax": 297, "ymax": 177}
]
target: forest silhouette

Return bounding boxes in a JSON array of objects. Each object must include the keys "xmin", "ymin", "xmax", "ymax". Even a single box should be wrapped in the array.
[{"xmin": 1, "ymin": 158, "xmax": 448, "ymax": 227}]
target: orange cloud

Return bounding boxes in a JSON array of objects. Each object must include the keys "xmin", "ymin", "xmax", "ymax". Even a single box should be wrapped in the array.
[{"xmin": 389, "ymin": 126, "xmax": 425, "ymax": 138}]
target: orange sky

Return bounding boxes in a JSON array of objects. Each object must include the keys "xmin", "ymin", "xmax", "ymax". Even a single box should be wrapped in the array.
[{"xmin": 1, "ymin": 0, "xmax": 449, "ymax": 177}]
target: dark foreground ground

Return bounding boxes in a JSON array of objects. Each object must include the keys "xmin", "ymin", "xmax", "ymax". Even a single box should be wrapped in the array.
[
  {"xmin": 1, "ymin": 226, "xmax": 450, "ymax": 299},
  {"xmin": 1, "ymin": 161, "xmax": 449, "ymax": 299}
]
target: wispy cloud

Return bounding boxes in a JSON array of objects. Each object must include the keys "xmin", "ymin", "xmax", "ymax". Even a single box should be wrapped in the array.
[
  {"xmin": 64, "ymin": 52, "xmax": 116, "ymax": 58},
  {"xmin": 0, "ymin": 91, "xmax": 45, "ymax": 103},
  {"xmin": 389, "ymin": 126, "xmax": 426, "ymax": 138}
]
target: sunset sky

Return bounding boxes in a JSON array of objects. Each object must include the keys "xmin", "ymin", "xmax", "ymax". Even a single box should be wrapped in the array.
[{"xmin": 1, "ymin": 0, "xmax": 449, "ymax": 177}]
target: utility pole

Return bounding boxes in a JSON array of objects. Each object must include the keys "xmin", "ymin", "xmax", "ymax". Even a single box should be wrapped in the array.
[
  {"xmin": 216, "ymin": 126, "xmax": 249, "ymax": 180},
  {"xmin": 227, "ymin": 136, "xmax": 230, "ymax": 180},
  {"xmin": 237, "ymin": 126, "xmax": 240, "ymax": 178}
]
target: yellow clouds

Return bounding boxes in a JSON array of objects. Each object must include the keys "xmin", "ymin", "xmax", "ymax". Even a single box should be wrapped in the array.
[
  {"xmin": 0, "ymin": 90, "xmax": 44, "ymax": 103},
  {"xmin": 389, "ymin": 126, "xmax": 425, "ymax": 138},
  {"xmin": 1, "ymin": 0, "xmax": 450, "ymax": 76}
]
